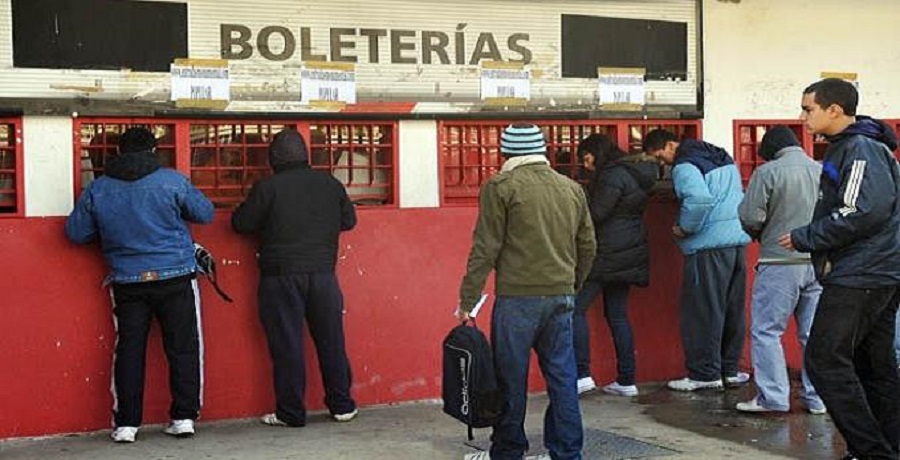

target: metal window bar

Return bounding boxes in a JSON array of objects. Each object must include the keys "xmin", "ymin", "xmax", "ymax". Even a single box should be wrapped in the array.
[{"xmin": 0, "ymin": 121, "xmax": 20, "ymax": 214}]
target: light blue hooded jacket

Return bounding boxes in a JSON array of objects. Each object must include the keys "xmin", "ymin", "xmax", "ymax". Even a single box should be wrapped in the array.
[{"xmin": 671, "ymin": 139, "xmax": 750, "ymax": 255}]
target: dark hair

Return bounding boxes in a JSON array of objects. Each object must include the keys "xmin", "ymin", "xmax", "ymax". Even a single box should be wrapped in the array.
[
  {"xmin": 642, "ymin": 129, "xmax": 678, "ymax": 153},
  {"xmin": 118, "ymin": 127, "xmax": 157, "ymax": 154},
  {"xmin": 577, "ymin": 134, "xmax": 625, "ymax": 170},
  {"xmin": 803, "ymin": 78, "xmax": 858, "ymax": 116}
]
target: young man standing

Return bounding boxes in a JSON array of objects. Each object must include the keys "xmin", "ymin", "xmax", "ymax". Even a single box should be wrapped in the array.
[
  {"xmin": 780, "ymin": 78, "xmax": 900, "ymax": 460},
  {"xmin": 643, "ymin": 130, "xmax": 750, "ymax": 392},
  {"xmin": 457, "ymin": 124, "xmax": 596, "ymax": 460},
  {"xmin": 232, "ymin": 129, "xmax": 359, "ymax": 428},
  {"xmin": 736, "ymin": 126, "xmax": 825, "ymax": 415},
  {"xmin": 66, "ymin": 127, "xmax": 214, "ymax": 443}
]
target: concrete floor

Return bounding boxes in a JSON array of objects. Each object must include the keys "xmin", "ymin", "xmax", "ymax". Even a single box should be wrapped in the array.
[{"xmin": 0, "ymin": 382, "xmax": 846, "ymax": 460}]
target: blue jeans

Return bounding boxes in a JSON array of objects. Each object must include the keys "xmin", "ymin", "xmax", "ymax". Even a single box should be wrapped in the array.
[
  {"xmin": 490, "ymin": 295, "xmax": 583, "ymax": 460},
  {"xmin": 573, "ymin": 282, "xmax": 635, "ymax": 385},
  {"xmin": 749, "ymin": 264, "xmax": 823, "ymax": 411},
  {"xmin": 895, "ymin": 308, "xmax": 900, "ymax": 365}
]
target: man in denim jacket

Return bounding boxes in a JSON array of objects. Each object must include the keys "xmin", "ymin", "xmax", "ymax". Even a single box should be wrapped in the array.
[{"xmin": 66, "ymin": 127, "xmax": 214, "ymax": 443}]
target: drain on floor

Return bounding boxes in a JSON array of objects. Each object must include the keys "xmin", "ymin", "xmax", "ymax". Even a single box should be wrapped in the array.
[{"xmin": 465, "ymin": 428, "xmax": 678, "ymax": 459}]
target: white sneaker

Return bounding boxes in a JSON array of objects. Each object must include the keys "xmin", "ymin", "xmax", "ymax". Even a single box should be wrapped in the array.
[
  {"xmin": 736, "ymin": 397, "xmax": 779, "ymax": 413},
  {"xmin": 577, "ymin": 376, "xmax": 597, "ymax": 394},
  {"xmin": 724, "ymin": 372, "xmax": 751, "ymax": 386},
  {"xmin": 162, "ymin": 419, "xmax": 195, "ymax": 437},
  {"xmin": 602, "ymin": 381, "xmax": 639, "ymax": 397},
  {"xmin": 808, "ymin": 406, "xmax": 828, "ymax": 415},
  {"xmin": 667, "ymin": 377, "xmax": 723, "ymax": 392},
  {"xmin": 111, "ymin": 426, "xmax": 138, "ymax": 443},
  {"xmin": 333, "ymin": 408, "xmax": 358, "ymax": 422},
  {"xmin": 464, "ymin": 451, "xmax": 490, "ymax": 460},
  {"xmin": 260, "ymin": 413, "xmax": 288, "ymax": 426}
]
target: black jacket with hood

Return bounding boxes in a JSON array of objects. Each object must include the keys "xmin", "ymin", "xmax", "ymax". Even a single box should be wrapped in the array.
[
  {"xmin": 791, "ymin": 116, "xmax": 900, "ymax": 286},
  {"xmin": 231, "ymin": 130, "xmax": 357, "ymax": 275},
  {"xmin": 586, "ymin": 157, "xmax": 657, "ymax": 286}
]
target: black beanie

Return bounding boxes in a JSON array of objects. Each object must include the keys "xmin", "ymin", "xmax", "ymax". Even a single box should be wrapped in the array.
[
  {"xmin": 268, "ymin": 129, "xmax": 309, "ymax": 167},
  {"xmin": 758, "ymin": 125, "xmax": 800, "ymax": 161}
]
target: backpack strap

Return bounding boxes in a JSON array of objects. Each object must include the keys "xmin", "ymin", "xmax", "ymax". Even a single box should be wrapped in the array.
[{"xmin": 206, "ymin": 272, "xmax": 234, "ymax": 303}]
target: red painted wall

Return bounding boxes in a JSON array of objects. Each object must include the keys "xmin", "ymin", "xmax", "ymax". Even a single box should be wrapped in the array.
[{"xmin": 0, "ymin": 203, "xmax": 797, "ymax": 438}]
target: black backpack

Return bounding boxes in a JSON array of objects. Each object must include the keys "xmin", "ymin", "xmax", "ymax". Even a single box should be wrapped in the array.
[{"xmin": 442, "ymin": 320, "xmax": 505, "ymax": 440}]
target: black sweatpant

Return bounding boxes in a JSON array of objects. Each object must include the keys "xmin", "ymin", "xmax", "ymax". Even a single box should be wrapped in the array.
[
  {"xmin": 258, "ymin": 271, "xmax": 356, "ymax": 426},
  {"xmin": 806, "ymin": 285, "xmax": 900, "ymax": 460},
  {"xmin": 110, "ymin": 275, "xmax": 202, "ymax": 427},
  {"xmin": 679, "ymin": 246, "xmax": 747, "ymax": 381}
]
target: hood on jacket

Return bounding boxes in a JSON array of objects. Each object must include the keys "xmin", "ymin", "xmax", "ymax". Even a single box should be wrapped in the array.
[
  {"xmin": 105, "ymin": 151, "xmax": 161, "ymax": 181},
  {"xmin": 106, "ymin": 127, "xmax": 162, "ymax": 181},
  {"xmin": 759, "ymin": 125, "xmax": 801, "ymax": 162},
  {"xmin": 673, "ymin": 139, "xmax": 734, "ymax": 175},
  {"xmin": 269, "ymin": 129, "xmax": 309, "ymax": 172},
  {"xmin": 831, "ymin": 116, "xmax": 900, "ymax": 151}
]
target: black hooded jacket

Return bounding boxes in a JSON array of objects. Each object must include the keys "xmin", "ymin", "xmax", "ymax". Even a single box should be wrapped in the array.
[
  {"xmin": 792, "ymin": 116, "xmax": 900, "ymax": 286},
  {"xmin": 231, "ymin": 131, "xmax": 357, "ymax": 275},
  {"xmin": 585, "ymin": 157, "xmax": 658, "ymax": 286}
]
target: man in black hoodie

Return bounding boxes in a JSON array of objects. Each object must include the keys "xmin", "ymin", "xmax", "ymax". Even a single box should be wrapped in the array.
[
  {"xmin": 779, "ymin": 78, "xmax": 900, "ymax": 460},
  {"xmin": 232, "ymin": 128, "xmax": 358, "ymax": 427}
]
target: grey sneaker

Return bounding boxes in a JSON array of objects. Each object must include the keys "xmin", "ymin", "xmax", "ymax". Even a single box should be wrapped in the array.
[
  {"xmin": 667, "ymin": 377, "xmax": 723, "ymax": 391},
  {"xmin": 260, "ymin": 413, "xmax": 288, "ymax": 426},
  {"xmin": 602, "ymin": 381, "xmax": 639, "ymax": 397},
  {"xmin": 162, "ymin": 419, "xmax": 195, "ymax": 438},
  {"xmin": 111, "ymin": 426, "xmax": 138, "ymax": 443},
  {"xmin": 724, "ymin": 372, "xmax": 751, "ymax": 386},
  {"xmin": 333, "ymin": 409, "xmax": 358, "ymax": 422},
  {"xmin": 577, "ymin": 376, "xmax": 597, "ymax": 395}
]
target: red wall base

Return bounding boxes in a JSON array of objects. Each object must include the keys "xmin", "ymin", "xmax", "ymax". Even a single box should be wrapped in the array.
[{"xmin": 0, "ymin": 203, "xmax": 796, "ymax": 438}]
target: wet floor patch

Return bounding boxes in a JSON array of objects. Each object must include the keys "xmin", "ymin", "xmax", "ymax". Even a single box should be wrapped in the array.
[
  {"xmin": 639, "ymin": 382, "xmax": 844, "ymax": 460},
  {"xmin": 465, "ymin": 427, "xmax": 678, "ymax": 459}
]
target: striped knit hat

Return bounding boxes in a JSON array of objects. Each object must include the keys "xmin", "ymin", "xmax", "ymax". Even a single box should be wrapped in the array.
[{"xmin": 500, "ymin": 123, "xmax": 547, "ymax": 156}]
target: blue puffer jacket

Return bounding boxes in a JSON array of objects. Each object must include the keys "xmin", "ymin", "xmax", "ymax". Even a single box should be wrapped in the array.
[
  {"xmin": 791, "ymin": 117, "xmax": 900, "ymax": 287},
  {"xmin": 65, "ymin": 151, "xmax": 214, "ymax": 284},
  {"xmin": 671, "ymin": 139, "xmax": 750, "ymax": 254}
]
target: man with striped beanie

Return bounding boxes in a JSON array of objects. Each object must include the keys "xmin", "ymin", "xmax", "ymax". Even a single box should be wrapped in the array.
[{"xmin": 457, "ymin": 123, "xmax": 596, "ymax": 460}]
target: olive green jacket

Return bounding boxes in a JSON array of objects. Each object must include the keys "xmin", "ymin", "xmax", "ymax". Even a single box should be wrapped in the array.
[{"xmin": 459, "ymin": 161, "xmax": 596, "ymax": 312}]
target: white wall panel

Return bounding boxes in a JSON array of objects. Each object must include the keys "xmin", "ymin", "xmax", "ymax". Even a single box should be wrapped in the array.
[
  {"xmin": 23, "ymin": 116, "xmax": 73, "ymax": 217},
  {"xmin": 398, "ymin": 120, "xmax": 439, "ymax": 208},
  {"xmin": 702, "ymin": 0, "xmax": 900, "ymax": 149}
]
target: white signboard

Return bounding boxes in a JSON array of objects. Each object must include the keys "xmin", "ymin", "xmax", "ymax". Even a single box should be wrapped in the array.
[
  {"xmin": 170, "ymin": 59, "xmax": 230, "ymax": 108},
  {"xmin": 598, "ymin": 67, "xmax": 645, "ymax": 108},
  {"xmin": 301, "ymin": 62, "xmax": 357, "ymax": 105},
  {"xmin": 481, "ymin": 62, "xmax": 530, "ymax": 101}
]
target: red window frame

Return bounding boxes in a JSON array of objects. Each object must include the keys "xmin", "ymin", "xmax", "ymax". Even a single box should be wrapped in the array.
[
  {"xmin": 0, "ymin": 117, "xmax": 24, "ymax": 217},
  {"xmin": 73, "ymin": 119, "xmax": 398, "ymax": 208},
  {"xmin": 438, "ymin": 119, "xmax": 701, "ymax": 206}
]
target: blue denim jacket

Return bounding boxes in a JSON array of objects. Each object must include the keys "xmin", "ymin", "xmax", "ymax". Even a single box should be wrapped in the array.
[{"xmin": 65, "ymin": 168, "xmax": 214, "ymax": 284}]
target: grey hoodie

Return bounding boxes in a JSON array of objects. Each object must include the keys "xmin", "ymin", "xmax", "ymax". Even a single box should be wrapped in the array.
[{"xmin": 738, "ymin": 146, "xmax": 821, "ymax": 263}]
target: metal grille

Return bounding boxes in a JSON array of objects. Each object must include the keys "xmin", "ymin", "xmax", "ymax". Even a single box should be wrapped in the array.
[
  {"xmin": 439, "ymin": 119, "xmax": 700, "ymax": 205},
  {"xmin": 190, "ymin": 122, "xmax": 284, "ymax": 208},
  {"xmin": 73, "ymin": 119, "xmax": 397, "ymax": 207},
  {"xmin": 77, "ymin": 121, "xmax": 177, "ymax": 193},
  {"xmin": 0, "ymin": 119, "xmax": 22, "ymax": 215}
]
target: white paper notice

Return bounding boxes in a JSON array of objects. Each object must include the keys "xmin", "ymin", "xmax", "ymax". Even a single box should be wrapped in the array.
[
  {"xmin": 598, "ymin": 68, "xmax": 645, "ymax": 107},
  {"xmin": 301, "ymin": 63, "xmax": 356, "ymax": 104},
  {"xmin": 170, "ymin": 59, "xmax": 230, "ymax": 103},
  {"xmin": 481, "ymin": 66, "xmax": 530, "ymax": 100}
]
